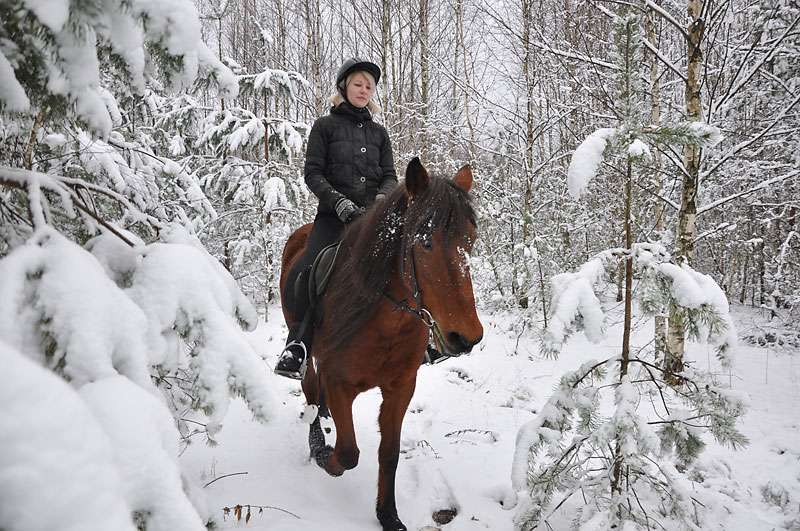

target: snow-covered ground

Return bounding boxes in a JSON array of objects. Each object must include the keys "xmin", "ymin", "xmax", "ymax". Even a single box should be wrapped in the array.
[{"xmin": 182, "ymin": 304, "xmax": 800, "ymax": 531}]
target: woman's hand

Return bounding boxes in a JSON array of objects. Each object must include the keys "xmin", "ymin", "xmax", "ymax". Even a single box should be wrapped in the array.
[{"xmin": 335, "ymin": 198, "xmax": 364, "ymax": 223}]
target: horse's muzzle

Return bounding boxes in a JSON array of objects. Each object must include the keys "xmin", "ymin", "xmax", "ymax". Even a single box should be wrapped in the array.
[
  {"xmin": 434, "ymin": 323, "xmax": 483, "ymax": 356},
  {"xmin": 447, "ymin": 331, "xmax": 483, "ymax": 354}
]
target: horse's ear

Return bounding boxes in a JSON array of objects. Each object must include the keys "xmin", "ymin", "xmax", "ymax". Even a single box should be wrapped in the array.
[
  {"xmin": 453, "ymin": 164, "xmax": 473, "ymax": 192},
  {"xmin": 404, "ymin": 157, "xmax": 429, "ymax": 199}
]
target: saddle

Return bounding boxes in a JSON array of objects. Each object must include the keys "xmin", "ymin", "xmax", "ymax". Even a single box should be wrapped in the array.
[{"xmin": 307, "ymin": 241, "xmax": 340, "ymax": 313}]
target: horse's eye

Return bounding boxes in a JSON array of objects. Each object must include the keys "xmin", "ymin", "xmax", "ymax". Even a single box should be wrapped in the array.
[{"xmin": 420, "ymin": 238, "xmax": 433, "ymax": 251}]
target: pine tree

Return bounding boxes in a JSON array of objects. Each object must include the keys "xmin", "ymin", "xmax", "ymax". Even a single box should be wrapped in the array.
[
  {"xmin": 0, "ymin": 1, "xmax": 279, "ymax": 529},
  {"xmin": 511, "ymin": 8, "xmax": 746, "ymax": 531}
]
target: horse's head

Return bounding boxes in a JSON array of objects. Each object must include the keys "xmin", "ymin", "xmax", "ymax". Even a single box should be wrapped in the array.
[{"xmin": 403, "ymin": 158, "xmax": 483, "ymax": 356}]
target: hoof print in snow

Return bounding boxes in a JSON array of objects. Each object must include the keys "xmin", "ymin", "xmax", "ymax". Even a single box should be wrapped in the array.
[
  {"xmin": 432, "ymin": 508, "xmax": 457, "ymax": 525},
  {"xmin": 446, "ymin": 368, "xmax": 473, "ymax": 383}
]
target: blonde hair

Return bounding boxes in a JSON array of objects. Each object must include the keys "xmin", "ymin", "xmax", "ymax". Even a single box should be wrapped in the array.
[{"xmin": 327, "ymin": 71, "xmax": 382, "ymax": 114}]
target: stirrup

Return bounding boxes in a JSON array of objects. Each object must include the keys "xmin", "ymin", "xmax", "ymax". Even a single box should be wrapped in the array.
[
  {"xmin": 424, "ymin": 344, "xmax": 450, "ymax": 365},
  {"xmin": 274, "ymin": 341, "xmax": 308, "ymax": 380}
]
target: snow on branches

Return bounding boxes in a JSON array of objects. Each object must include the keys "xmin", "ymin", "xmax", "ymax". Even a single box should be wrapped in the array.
[
  {"xmin": 567, "ymin": 122, "xmax": 723, "ymax": 200},
  {"xmin": 1, "ymin": 0, "xmax": 238, "ymax": 136},
  {"xmin": 0, "ymin": 226, "xmax": 278, "ymax": 530},
  {"xmin": 512, "ymin": 244, "xmax": 746, "ymax": 531},
  {"xmin": 542, "ymin": 244, "xmax": 737, "ymax": 360}
]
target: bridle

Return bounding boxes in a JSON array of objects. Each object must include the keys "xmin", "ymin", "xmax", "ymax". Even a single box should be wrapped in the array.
[{"xmin": 383, "ymin": 239, "xmax": 435, "ymax": 329}]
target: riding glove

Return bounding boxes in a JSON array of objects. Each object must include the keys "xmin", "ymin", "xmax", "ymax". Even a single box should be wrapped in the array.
[{"xmin": 335, "ymin": 198, "xmax": 362, "ymax": 223}]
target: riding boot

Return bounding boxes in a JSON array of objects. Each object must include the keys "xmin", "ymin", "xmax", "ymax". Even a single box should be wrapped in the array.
[
  {"xmin": 276, "ymin": 267, "xmax": 315, "ymax": 380},
  {"xmin": 274, "ymin": 322, "xmax": 309, "ymax": 380}
]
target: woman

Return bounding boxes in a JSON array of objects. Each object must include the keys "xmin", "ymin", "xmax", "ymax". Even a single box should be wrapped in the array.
[{"xmin": 275, "ymin": 57, "xmax": 398, "ymax": 379}]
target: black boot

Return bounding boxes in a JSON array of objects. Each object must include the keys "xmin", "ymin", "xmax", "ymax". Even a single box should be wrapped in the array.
[
  {"xmin": 274, "ymin": 340, "xmax": 308, "ymax": 379},
  {"xmin": 275, "ymin": 322, "xmax": 309, "ymax": 380},
  {"xmin": 424, "ymin": 337, "xmax": 449, "ymax": 364}
]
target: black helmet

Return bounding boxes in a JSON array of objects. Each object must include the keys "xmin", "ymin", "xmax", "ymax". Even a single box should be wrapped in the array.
[{"xmin": 335, "ymin": 57, "xmax": 381, "ymax": 89}]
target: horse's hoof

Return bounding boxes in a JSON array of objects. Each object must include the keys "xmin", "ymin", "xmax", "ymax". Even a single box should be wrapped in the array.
[
  {"xmin": 377, "ymin": 511, "xmax": 407, "ymax": 531},
  {"xmin": 432, "ymin": 508, "xmax": 457, "ymax": 524},
  {"xmin": 313, "ymin": 445, "xmax": 344, "ymax": 477}
]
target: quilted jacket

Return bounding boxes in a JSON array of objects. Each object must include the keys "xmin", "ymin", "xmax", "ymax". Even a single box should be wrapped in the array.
[{"xmin": 304, "ymin": 102, "xmax": 397, "ymax": 215}]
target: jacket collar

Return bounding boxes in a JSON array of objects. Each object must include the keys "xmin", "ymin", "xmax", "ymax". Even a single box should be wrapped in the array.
[{"xmin": 331, "ymin": 101, "xmax": 372, "ymax": 123}]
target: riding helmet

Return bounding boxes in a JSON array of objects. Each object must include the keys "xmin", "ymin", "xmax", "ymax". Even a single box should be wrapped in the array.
[{"xmin": 335, "ymin": 57, "xmax": 381, "ymax": 89}]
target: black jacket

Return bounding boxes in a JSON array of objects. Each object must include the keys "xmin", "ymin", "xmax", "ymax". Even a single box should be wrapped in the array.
[{"xmin": 304, "ymin": 102, "xmax": 397, "ymax": 215}]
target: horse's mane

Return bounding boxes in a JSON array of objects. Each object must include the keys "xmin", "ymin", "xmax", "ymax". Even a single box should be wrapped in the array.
[{"xmin": 319, "ymin": 174, "xmax": 476, "ymax": 351}]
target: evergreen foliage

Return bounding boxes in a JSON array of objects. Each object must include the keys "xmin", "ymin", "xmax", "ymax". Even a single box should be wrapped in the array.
[{"xmin": 513, "ymin": 8, "xmax": 747, "ymax": 531}]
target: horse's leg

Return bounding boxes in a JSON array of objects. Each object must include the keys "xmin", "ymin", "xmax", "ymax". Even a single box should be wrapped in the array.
[
  {"xmin": 376, "ymin": 379, "xmax": 416, "ymax": 531},
  {"xmin": 301, "ymin": 361, "xmax": 328, "ymax": 459},
  {"xmin": 316, "ymin": 380, "xmax": 360, "ymax": 477}
]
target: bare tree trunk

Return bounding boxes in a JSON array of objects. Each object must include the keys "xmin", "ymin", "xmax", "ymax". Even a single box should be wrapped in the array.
[
  {"xmin": 727, "ymin": 246, "xmax": 739, "ymax": 302},
  {"xmin": 613, "ymin": 158, "xmax": 634, "ymax": 497},
  {"xmin": 522, "ymin": 0, "xmax": 535, "ymax": 238},
  {"xmin": 740, "ymin": 249, "xmax": 749, "ymax": 305},
  {"xmin": 304, "ymin": 0, "xmax": 324, "ymax": 117},
  {"xmin": 647, "ymin": 8, "xmax": 667, "ymax": 360},
  {"xmin": 418, "ymin": 0, "xmax": 430, "ymax": 160},
  {"xmin": 380, "ymin": 0, "xmax": 392, "ymax": 123},
  {"xmin": 264, "ymin": 89, "xmax": 270, "ymax": 167},
  {"xmin": 666, "ymin": 0, "xmax": 704, "ymax": 385},
  {"xmin": 455, "ymin": 0, "xmax": 477, "ymax": 166}
]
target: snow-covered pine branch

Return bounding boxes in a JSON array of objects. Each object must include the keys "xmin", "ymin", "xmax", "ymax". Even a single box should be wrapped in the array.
[
  {"xmin": 566, "ymin": 128, "xmax": 616, "ymax": 200},
  {"xmin": 543, "ymin": 243, "xmax": 737, "ymax": 360},
  {"xmin": 568, "ymin": 120, "xmax": 722, "ymax": 201},
  {"xmin": 542, "ymin": 253, "xmax": 611, "ymax": 353},
  {"xmin": 0, "ymin": 225, "xmax": 278, "ymax": 529},
  {"xmin": 1, "ymin": 0, "xmax": 237, "ymax": 137}
]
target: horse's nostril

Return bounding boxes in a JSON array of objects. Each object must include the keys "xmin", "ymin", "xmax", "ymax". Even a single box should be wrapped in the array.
[{"xmin": 447, "ymin": 332, "xmax": 481, "ymax": 353}]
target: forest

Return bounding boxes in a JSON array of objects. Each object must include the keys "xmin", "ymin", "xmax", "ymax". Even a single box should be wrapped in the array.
[{"xmin": 0, "ymin": 0, "xmax": 798, "ymax": 529}]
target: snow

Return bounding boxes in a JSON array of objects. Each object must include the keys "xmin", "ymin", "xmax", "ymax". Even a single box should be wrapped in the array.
[
  {"xmin": 0, "ymin": 51, "xmax": 29, "ymax": 112},
  {"xmin": 2, "ymin": 250, "xmax": 799, "ymax": 531},
  {"xmin": 544, "ymin": 255, "xmax": 608, "ymax": 351},
  {"xmin": 0, "ymin": 228, "xmax": 152, "ymax": 388},
  {"xmin": 659, "ymin": 262, "xmax": 738, "ymax": 355},
  {"xmin": 80, "ymin": 377, "xmax": 206, "ymax": 531},
  {"xmin": 688, "ymin": 121, "xmax": 723, "ymax": 147},
  {"xmin": 22, "ymin": 0, "xmax": 69, "ymax": 33},
  {"xmin": 0, "ymin": 226, "xmax": 281, "ymax": 531},
  {"xmin": 0, "ymin": 342, "xmax": 136, "ymax": 531},
  {"xmin": 263, "ymin": 177, "xmax": 288, "ymax": 212},
  {"xmin": 627, "ymin": 138, "xmax": 651, "ymax": 159},
  {"xmin": 5, "ymin": 0, "xmax": 238, "ymax": 136},
  {"xmin": 197, "ymin": 42, "xmax": 239, "ymax": 99},
  {"xmin": 567, "ymin": 127, "xmax": 615, "ymax": 199},
  {"xmin": 176, "ymin": 305, "xmax": 800, "ymax": 531}
]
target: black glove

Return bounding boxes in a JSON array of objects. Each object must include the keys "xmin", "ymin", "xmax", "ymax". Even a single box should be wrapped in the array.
[{"xmin": 335, "ymin": 198, "xmax": 363, "ymax": 224}]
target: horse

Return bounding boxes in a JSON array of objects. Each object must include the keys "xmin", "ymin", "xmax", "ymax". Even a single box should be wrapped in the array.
[{"xmin": 279, "ymin": 157, "xmax": 483, "ymax": 531}]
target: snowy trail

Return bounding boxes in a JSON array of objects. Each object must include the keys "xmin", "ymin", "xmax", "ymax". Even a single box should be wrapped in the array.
[{"xmin": 181, "ymin": 307, "xmax": 800, "ymax": 531}]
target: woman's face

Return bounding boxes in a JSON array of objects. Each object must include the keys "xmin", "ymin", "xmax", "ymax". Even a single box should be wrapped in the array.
[{"xmin": 346, "ymin": 71, "xmax": 374, "ymax": 108}]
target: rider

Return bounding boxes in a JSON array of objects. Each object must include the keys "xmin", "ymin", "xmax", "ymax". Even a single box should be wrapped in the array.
[{"xmin": 274, "ymin": 57, "xmax": 398, "ymax": 379}]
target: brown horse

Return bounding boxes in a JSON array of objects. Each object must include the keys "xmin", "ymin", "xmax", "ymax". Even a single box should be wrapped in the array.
[{"xmin": 279, "ymin": 158, "xmax": 483, "ymax": 531}]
